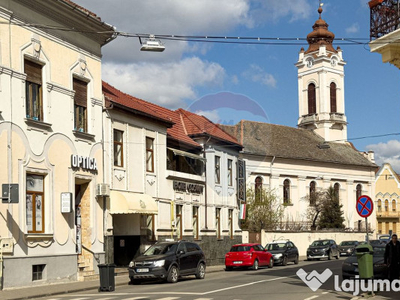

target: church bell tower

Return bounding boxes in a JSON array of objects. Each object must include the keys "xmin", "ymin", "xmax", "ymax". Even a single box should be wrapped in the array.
[{"xmin": 296, "ymin": 4, "xmax": 347, "ymax": 142}]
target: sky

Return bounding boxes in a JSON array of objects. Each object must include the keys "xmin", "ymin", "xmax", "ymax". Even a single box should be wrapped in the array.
[{"xmin": 76, "ymin": 0, "xmax": 400, "ymax": 172}]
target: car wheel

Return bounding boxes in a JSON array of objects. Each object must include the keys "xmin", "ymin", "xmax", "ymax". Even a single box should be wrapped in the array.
[
  {"xmin": 294, "ymin": 255, "xmax": 299, "ymax": 265},
  {"xmin": 225, "ymin": 266, "xmax": 233, "ymax": 271},
  {"xmin": 195, "ymin": 263, "xmax": 206, "ymax": 279},
  {"xmin": 167, "ymin": 265, "xmax": 179, "ymax": 283},
  {"xmin": 268, "ymin": 258, "xmax": 274, "ymax": 268},
  {"xmin": 252, "ymin": 259, "xmax": 259, "ymax": 270},
  {"xmin": 282, "ymin": 256, "xmax": 288, "ymax": 266},
  {"xmin": 328, "ymin": 251, "xmax": 332, "ymax": 260}
]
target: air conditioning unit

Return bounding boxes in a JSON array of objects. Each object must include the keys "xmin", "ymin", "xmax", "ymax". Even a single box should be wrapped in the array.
[{"xmin": 96, "ymin": 183, "xmax": 110, "ymax": 196}]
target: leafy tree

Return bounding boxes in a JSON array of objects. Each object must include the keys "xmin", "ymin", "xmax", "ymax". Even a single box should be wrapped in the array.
[
  {"xmin": 243, "ymin": 187, "xmax": 284, "ymax": 232},
  {"xmin": 317, "ymin": 186, "xmax": 345, "ymax": 229},
  {"xmin": 303, "ymin": 190, "xmax": 327, "ymax": 230}
]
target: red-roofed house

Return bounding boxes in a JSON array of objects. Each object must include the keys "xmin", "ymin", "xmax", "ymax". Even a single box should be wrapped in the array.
[{"xmin": 102, "ymin": 82, "xmax": 244, "ymax": 267}]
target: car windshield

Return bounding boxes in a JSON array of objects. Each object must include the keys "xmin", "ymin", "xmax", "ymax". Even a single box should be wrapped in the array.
[
  {"xmin": 373, "ymin": 247, "xmax": 385, "ymax": 257},
  {"xmin": 266, "ymin": 243, "xmax": 286, "ymax": 251},
  {"xmin": 340, "ymin": 241, "xmax": 357, "ymax": 246},
  {"xmin": 142, "ymin": 243, "xmax": 178, "ymax": 256},
  {"xmin": 311, "ymin": 240, "xmax": 329, "ymax": 247},
  {"xmin": 230, "ymin": 245, "xmax": 251, "ymax": 252}
]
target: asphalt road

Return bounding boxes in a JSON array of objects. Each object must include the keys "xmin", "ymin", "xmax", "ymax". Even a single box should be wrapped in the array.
[{"xmin": 35, "ymin": 258, "xmax": 391, "ymax": 300}]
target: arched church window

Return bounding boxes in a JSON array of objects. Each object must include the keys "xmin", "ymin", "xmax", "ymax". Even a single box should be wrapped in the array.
[
  {"xmin": 330, "ymin": 82, "xmax": 337, "ymax": 113},
  {"xmin": 310, "ymin": 181, "xmax": 316, "ymax": 206},
  {"xmin": 283, "ymin": 179, "xmax": 290, "ymax": 205},
  {"xmin": 356, "ymin": 184, "xmax": 362, "ymax": 202},
  {"xmin": 334, "ymin": 182, "xmax": 340, "ymax": 200},
  {"xmin": 308, "ymin": 83, "xmax": 316, "ymax": 114}
]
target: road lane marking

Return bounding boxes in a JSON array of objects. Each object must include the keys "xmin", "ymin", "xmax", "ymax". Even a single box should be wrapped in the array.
[
  {"xmin": 304, "ymin": 296, "xmax": 319, "ymax": 300},
  {"xmin": 202, "ymin": 276, "xmax": 289, "ymax": 295}
]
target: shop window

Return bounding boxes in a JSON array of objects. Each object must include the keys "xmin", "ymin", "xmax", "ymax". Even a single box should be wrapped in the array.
[
  {"xmin": 73, "ymin": 78, "xmax": 87, "ymax": 132},
  {"xmin": 227, "ymin": 159, "xmax": 233, "ymax": 186},
  {"xmin": 215, "ymin": 156, "xmax": 220, "ymax": 184},
  {"xmin": 26, "ymin": 174, "xmax": 45, "ymax": 233},
  {"xmin": 216, "ymin": 208, "xmax": 221, "ymax": 239},
  {"xmin": 228, "ymin": 209, "xmax": 233, "ymax": 239},
  {"xmin": 308, "ymin": 83, "xmax": 316, "ymax": 114},
  {"xmin": 113, "ymin": 129, "xmax": 123, "ymax": 167},
  {"xmin": 176, "ymin": 205, "xmax": 182, "ymax": 240},
  {"xmin": 141, "ymin": 214, "xmax": 155, "ymax": 241},
  {"xmin": 146, "ymin": 137, "xmax": 154, "ymax": 172},
  {"xmin": 193, "ymin": 206, "xmax": 199, "ymax": 240},
  {"xmin": 25, "ymin": 59, "xmax": 43, "ymax": 121}
]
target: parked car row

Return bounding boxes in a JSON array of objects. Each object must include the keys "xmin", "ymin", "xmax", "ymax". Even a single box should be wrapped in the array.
[{"xmin": 127, "ymin": 237, "xmax": 391, "ymax": 285}]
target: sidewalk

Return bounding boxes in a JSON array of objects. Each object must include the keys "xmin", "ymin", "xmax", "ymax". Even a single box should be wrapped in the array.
[{"xmin": 0, "ymin": 265, "xmax": 225, "ymax": 300}]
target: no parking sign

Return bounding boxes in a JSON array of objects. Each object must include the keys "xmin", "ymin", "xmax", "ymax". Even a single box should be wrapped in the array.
[{"xmin": 356, "ymin": 195, "xmax": 373, "ymax": 218}]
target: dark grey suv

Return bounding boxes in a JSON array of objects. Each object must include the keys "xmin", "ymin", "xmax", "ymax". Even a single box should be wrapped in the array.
[{"xmin": 128, "ymin": 240, "xmax": 206, "ymax": 284}]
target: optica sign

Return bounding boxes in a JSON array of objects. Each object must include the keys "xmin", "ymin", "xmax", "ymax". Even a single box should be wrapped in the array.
[{"xmin": 71, "ymin": 155, "xmax": 98, "ymax": 171}]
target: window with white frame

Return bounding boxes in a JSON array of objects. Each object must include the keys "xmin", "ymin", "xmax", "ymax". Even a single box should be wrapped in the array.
[
  {"xmin": 146, "ymin": 137, "xmax": 154, "ymax": 172},
  {"xmin": 25, "ymin": 59, "xmax": 43, "ymax": 121},
  {"xmin": 113, "ymin": 129, "xmax": 123, "ymax": 167},
  {"xmin": 215, "ymin": 156, "xmax": 220, "ymax": 184},
  {"xmin": 26, "ymin": 174, "xmax": 45, "ymax": 233},
  {"xmin": 73, "ymin": 78, "xmax": 88, "ymax": 132}
]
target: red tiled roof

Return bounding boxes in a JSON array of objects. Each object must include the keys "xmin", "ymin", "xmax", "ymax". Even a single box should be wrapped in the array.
[
  {"xmin": 103, "ymin": 81, "xmax": 174, "ymax": 125},
  {"xmin": 61, "ymin": 0, "xmax": 102, "ymax": 21},
  {"xmin": 102, "ymin": 82, "xmax": 241, "ymax": 149},
  {"xmin": 177, "ymin": 109, "xmax": 241, "ymax": 146}
]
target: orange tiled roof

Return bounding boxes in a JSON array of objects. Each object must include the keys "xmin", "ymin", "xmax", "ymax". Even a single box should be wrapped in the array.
[{"xmin": 61, "ymin": 0, "xmax": 102, "ymax": 21}]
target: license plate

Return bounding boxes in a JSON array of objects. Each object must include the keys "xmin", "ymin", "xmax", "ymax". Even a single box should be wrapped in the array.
[
  {"xmin": 136, "ymin": 268, "xmax": 149, "ymax": 273},
  {"xmin": 341, "ymin": 253, "xmax": 346, "ymax": 255},
  {"xmin": 233, "ymin": 261, "xmax": 242, "ymax": 264}
]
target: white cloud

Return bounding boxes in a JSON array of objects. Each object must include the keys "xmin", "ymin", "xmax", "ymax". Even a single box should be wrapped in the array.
[
  {"xmin": 231, "ymin": 75, "xmax": 239, "ymax": 85},
  {"xmin": 250, "ymin": 0, "xmax": 312, "ymax": 24},
  {"xmin": 102, "ymin": 57, "xmax": 226, "ymax": 108},
  {"xmin": 194, "ymin": 110, "xmax": 221, "ymax": 123},
  {"xmin": 366, "ymin": 140, "xmax": 400, "ymax": 173},
  {"xmin": 242, "ymin": 64, "xmax": 277, "ymax": 88},
  {"xmin": 346, "ymin": 23, "xmax": 360, "ymax": 34}
]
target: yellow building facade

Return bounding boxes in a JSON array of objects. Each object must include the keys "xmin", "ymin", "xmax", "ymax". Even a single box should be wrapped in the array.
[{"xmin": 375, "ymin": 163, "xmax": 400, "ymax": 235}]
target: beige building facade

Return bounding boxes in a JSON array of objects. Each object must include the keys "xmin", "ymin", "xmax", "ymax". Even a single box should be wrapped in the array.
[{"xmin": 0, "ymin": 0, "xmax": 115, "ymax": 289}]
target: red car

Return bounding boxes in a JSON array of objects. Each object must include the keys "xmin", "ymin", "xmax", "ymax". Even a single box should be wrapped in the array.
[{"xmin": 225, "ymin": 243, "xmax": 273, "ymax": 271}]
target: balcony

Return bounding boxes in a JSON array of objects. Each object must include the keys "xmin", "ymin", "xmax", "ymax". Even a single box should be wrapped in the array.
[{"xmin": 369, "ymin": 0, "xmax": 400, "ymax": 40}]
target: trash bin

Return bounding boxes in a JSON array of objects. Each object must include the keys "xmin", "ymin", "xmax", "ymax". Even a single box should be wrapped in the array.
[
  {"xmin": 98, "ymin": 263, "xmax": 115, "ymax": 292},
  {"xmin": 355, "ymin": 244, "xmax": 374, "ymax": 279}
]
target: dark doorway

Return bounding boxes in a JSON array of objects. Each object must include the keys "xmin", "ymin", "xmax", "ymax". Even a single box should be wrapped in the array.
[{"xmin": 113, "ymin": 235, "xmax": 141, "ymax": 266}]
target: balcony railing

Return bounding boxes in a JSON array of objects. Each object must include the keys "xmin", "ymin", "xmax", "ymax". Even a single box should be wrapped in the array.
[
  {"xmin": 370, "ymin": 0, "xmax": 400, "ymax": 40},
  {"xmin": 376, "ymin": 210, "xmax": 400, "ymax": 218}
]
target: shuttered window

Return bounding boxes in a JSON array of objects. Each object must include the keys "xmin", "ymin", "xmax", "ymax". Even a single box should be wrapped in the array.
[
  {"xmin": 25, "ymin": 60, "xmax": 43, "ymax": 121},
  {"xmin": 308, "ymin": 83, "xmax": 316, "ymax": 114},
  {"xmin": 73, "ymin": 78, "xmax": 87, "ymax": 132},
  {"xmin": 330, "ymin": 82, "xmax": 337, "ymax": 113}
]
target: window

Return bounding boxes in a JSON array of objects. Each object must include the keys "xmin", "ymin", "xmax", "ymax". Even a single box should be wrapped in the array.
[
  {"xmin": 193, "ymin": 206, "xmax": 199, "ymax": 239},
  {"xmin": 228, "ymin": 209, "xmax": 233, "ymax": 239},
  {"xmin": 146, "ymin": 137, "xmax": 154, "ymax": 172},
  {"xmin": 26, "ymin": 174, "xmax": 44, "ymax": 233},
  {"xmin": 113, "ymin": 129, "xmax": 123, "ymax": 167},
  {"xmin": 215, "ymin": 156, "xmax": 221, "ymax": 184},
  {"xmin": 255, "ymin": 176, "xmax": 263, "ymax": 201},
  {"xmin": 307, "ymin": 83, "xmax": 316, "ymax": 114},
  {"xmin": 393, "ymin": 200, "xmax": 397, "ymax": 212},
  {"xmin": 385, "ymin": 200, "xmax": 389, "ymax": 212},
  {"xmin": 283, "ymin": 179, "xmax": 290, "ymax": 205},
  {"xmin": 73, "ymin": 78, "xmax": 87, "ymax": 132},
  {"xmin": 216, "ymin": 208, "xmax": 221, "ymax": 239},
  {"xmin": 25, "ymin": 59, "xmax": 43, "ymax": 121},
  {"xmin": 310, "ymin": 181, "xmax": 316, "ymax": 206},
  {"xmin": 176, "ymin": 205, "xmax": 182, "ymax": 240},
  {"xmin": 141, "ymin": 214, "xmax": 155, "ymax": 241},
  {"xmin": 330, "ymin": 82, "xmax": 337, "ymax": 113},
  {"xmin": 227, "ymin": 159, "xmax": 233, "ymax": 186},
  {"xmin": 378, "ymin": 199, "xmax": 382, "ymax": 212},
  {"xmin": 334, "ymin": 183, "xmax": 340, "ymax": 201},
  {"xmin": 356, "ymin": 184, "xmax": 362, "ymax": 202},
  {"xmin": 32, "ymin": 264, "xmax": 45, "ymax": 281},
  {"xmin": 378, "ymin": 222, "xmax": 382, "ymax": 234}
]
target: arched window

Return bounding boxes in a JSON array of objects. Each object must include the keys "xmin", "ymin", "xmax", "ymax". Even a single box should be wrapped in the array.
[
  {"xmin": 310, "ymin": 181, "xmax": 316, "ymax": 206},
  {"xmin": 334, "ymin": 183, "xmax": 340, "ymax": 201},
  {"xmin": 283, "ymin": 179, "xmax": 290, "ymax": 205},
  {"xmin": 330, "ymin": 82, "xmax": 337, "ymax": 113},
  {"xmin": 356, "ymin": 184, "xmax": 362, "ymax": 202},
  {"xmin": 392, "ymin": 200, "xmax": 397, "ymax": 212},
  {"xmin": 385, "ymin": 200, "xmax": 389, "ymax": 212},
  {"xmin": 255, "ymin": 176, "xmax": 263, "ymax": 200},
  {"xmin": 308, "ymin": 83, "xmax": 316, "ymax": 114},
  {"xmin": 378, "ymin": 199, "xmax": 382, "ymax": 212}
]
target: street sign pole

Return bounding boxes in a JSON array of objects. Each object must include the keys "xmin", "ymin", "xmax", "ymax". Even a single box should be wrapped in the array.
[{"xmin": 365, "ymin": 217, "xmax": 369, "ymax": 244}]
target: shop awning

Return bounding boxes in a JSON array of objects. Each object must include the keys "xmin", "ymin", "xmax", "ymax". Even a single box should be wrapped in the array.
[
  {"xmin": 167, "ymin": 147, "xmax": 206, "ymax": 162},
  {"xmin": 109, "ymin": 191, "xmax": 158, "ymax": 215}
]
